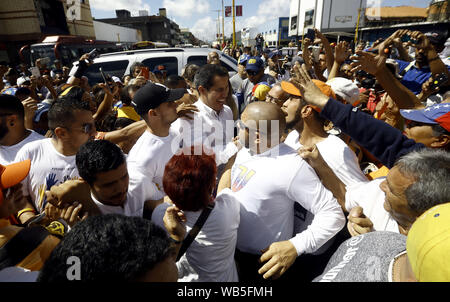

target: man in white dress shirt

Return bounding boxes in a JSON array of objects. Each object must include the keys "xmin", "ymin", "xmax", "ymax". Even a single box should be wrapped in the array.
[{"xmin": 171, "ymin": 64, "xmax": 239, "ymax": 167}]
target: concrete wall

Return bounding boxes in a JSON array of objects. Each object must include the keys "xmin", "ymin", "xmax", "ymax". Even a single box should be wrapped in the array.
[{"xmin": 93, "ymin": 20, "xmax": 141, "ymax": 42}]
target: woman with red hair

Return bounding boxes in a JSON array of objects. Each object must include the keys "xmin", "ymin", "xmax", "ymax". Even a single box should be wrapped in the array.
[{"xmin": 151, "ymin": 146, "xmax": 240, "ymax": 282}]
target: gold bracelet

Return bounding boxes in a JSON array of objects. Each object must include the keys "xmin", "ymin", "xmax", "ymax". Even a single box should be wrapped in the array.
[{"xmin": 17, "ymin": 208, "xmax": 36, "ymax": 219}]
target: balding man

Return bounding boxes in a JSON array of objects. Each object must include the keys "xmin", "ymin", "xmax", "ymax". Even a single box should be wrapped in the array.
[
  {"xmin": 207, "ymin": 51, "xmax": 220, "ymax": 65},
  {"xmin": 265, "ymin": 83, "xmax": 289, "ymax": 107},
  {"xmin": 229, "ymin": 102, "xmax": 345, "ymax": 280}
]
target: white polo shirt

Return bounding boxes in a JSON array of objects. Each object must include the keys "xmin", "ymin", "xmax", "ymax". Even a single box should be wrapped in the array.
[
  {"xmin": 231, "ymin": 143, "xmax": 345, "ymax": 256},
  {"xmin": 171, "ymin": 99, "xmax": 238, "ymax": 165}
]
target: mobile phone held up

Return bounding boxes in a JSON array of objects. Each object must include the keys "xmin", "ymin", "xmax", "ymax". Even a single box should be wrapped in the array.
[
  {"xmin": 305, "ymin": 28, "xmax": 315, "ymax": 41},
  {"xmin": 141, "ymin": 67, "xmax": 150, "ymax": 80},
  {"xmin": 99, "ymin": 67, "xmax": 112, "ymax": 90},
  {"xmin": 88, "ymin": 48, "xmax": 99, "ymax": 61},
  {"xmin": 430, "ymin": 73, "xmax": 449, "ymax": 91}
]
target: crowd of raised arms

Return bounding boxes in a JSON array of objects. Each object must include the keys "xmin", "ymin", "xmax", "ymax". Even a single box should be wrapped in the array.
[{"xmin": 0, "ymin": 28, "xmax": 449, "ymax": 282}]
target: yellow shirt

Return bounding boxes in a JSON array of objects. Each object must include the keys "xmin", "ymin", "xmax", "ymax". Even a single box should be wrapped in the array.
[{"xmin": 117, "ymin": 106, "xmax": 140, "ymax": 122}]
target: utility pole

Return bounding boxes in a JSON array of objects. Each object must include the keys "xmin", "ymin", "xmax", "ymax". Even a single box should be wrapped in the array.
[
  {"xmin": 222, "ymin": 0, "xmax": 225, "ymax": 46},
  {"xmin": 212, "ymin": 9, "xmax": 221, "ymax": 44},
  {"xmin": 232, "ymin": 0, "xmax": 236, "ymax": 47}
]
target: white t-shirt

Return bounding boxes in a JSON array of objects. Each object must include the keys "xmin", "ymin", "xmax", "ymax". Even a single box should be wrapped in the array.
[
  {"xmin": 0, "ymin": 130, "xmax": 44, "ymax": 165},
  {"xmin": 15, "ymin": 138, "xmax": 79, "ymax": 212},
  {"xmin": 151, "ymin": 188, "xmax": 240, "ymax": 282},
  {"xmin": 231, "ymin": 143, "xmax": 345, "ymax": 256},
  {"xmin": 171, "ymin": 99, "xmax": 238, "ymax": 166},
  {"xmin": 345, "ymin": 177, "xmax": 399, "ymax": 233},
  {"xmin": 284, "ymin": 130, "xmax": 368, "ymax": 187},
  {"xmin": 91, "ymin": 191, "xmax": 143, "ymax": 217},
  {"xmin": 127, "ymin": 130, "xmax": 178, "ymax": 201}
]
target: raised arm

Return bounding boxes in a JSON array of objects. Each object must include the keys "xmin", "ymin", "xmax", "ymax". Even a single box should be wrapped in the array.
[
  {"xmin": 290, "ymin": 64, "xmax": 425, "ymax": 168},
  {"xmin": 351, "ymin": 50, "xmax": 422, "ymax": 109}
]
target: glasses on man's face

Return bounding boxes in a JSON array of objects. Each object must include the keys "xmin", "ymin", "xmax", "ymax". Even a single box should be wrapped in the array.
[
  {"xmin": 405, "ymin": 120, "xmax": 432, "ymax": 129},
  {"xmin": 266, "ymin": 94, "xmax": 285, "ymax": 105},
  {"xmin": 66, "ymin": 122, "xmax": 95, "ymax": 134},
  {"xmin": 246, "ymin": 70, "xmax": 258, "ymax": 76}
]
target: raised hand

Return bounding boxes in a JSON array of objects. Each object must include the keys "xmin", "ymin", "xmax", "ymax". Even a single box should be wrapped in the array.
[{"xmin": 350, "ymin": 50, "xmax": 386, "ymax": 76}]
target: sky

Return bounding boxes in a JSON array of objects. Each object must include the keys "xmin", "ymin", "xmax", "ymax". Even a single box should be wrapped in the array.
[{"xmin": 89, "ymin": 0, "xmax": 431, "ymax": 42}]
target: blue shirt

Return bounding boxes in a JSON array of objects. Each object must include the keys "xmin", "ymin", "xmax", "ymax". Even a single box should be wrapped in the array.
[{"xmin": 396, "ymin": 59, "xmax": 450, "ymax": 95}]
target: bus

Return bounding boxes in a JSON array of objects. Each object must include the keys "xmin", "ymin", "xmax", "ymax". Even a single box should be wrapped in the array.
[
  {"xmin": 131, "ymin": 41, "xmax": 170, "ymax": 50},
  {"xmin": 19, "ymin": 35, "xmax": 126, "ymax": 68}
]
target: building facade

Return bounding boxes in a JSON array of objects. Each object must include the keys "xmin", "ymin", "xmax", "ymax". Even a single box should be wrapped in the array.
[
  {"xmin": 97, "ymin": 9, "xmax": 182, "ymax": 46},
  {"xmin": 257, "ymin": 17, "xmax": 290, "ymax": 48},
  {"xmin": 0, "ymin": 0, "xmax": 95, "ymax": 64}
]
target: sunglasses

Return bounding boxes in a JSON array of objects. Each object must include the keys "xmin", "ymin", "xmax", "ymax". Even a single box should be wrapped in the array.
[
  {"xmin": 405, "ymin": 120, "xmax": 433, "ymax": 129},
  {"xmin": 246, "ymin": 70, "xmax": 259, "ymax": 76},
  {"xmin": 65, "ymin": 122, "xmax": 95, "ymax": 134}
]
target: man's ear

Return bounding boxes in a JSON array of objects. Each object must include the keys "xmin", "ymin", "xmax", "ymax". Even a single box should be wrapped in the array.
[
  {"xmin": 147, "ymin": 109, "xmax": 157, "ymax": 118},
  {"xmin": 53, "ymin": 126, "xmax": 68, "ymax": 140},
  {"xmin": 197, "ymin": 85, "xmax": 207, "ymax": 96},
  {"xmin": 300, "ymin": 105, "xmax": 313, "ymax": 118},
  {"xmin": 430, "ymin": 134, "xmax": 450, "ymax": 148}
]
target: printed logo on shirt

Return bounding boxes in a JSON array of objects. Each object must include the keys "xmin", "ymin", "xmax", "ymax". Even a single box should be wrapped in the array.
[
  {"xmin": 231, "ymin": 165, "xmax": 256, "ymax": 192},
  {"xmin": 37, "ymin": 173, "xmax": 79, "ymax": 212}
]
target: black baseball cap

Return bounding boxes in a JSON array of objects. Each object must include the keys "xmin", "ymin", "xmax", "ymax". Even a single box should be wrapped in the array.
[{"xmin": 131, "ymin": 82, "xmax": 185, "ymax": 115}]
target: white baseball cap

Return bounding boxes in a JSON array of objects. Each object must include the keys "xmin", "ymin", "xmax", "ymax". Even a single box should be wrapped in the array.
[{"xmin": 326, "ymin": 77, "xmax": 360, "ymax": 105}]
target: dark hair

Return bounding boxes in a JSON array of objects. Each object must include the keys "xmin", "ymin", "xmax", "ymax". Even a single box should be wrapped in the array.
[
  {"xmin": 182, "ymin": 64, "xmax": 200, "ymax": 84},
  {"xmin": 165, "ymin": 75, "xmax": 185, "ymax": 89},
  {"xmin": 14, "ymin": 87, "xmax": 31, "ymax": 100},
  {"xmin": 76, "ymin": 140, "xmax": 125, "ymax": 185},
  {"xmin": 163, "ymin": 146, "xmax": 216, "ymax": 212},
  {"xmin": 194, "ymin": 64, "xmax": 228, "ymax": 91},
  {"xmin": 130, "ymin": 62, "xmax": 145, "ymax": 76},
  {"xmin": 0, "ymin": 94, "xmax": 25, "ymax": 119},
  {"xmin": 37, "ymin": 214, "xmax": 174, "ymax": 282},
  {"xmin": 120, "ymin": 84, "xmax": 140, "ymax": 106},
  {"xmin": 58, "ymin": 85, "xmax": 85, "ymax": 101},
  {"xmin": 48, "ymin": 96, "xmax": 90, "ymax": 131},
  {"xmin": 114, "ymin": 117, "xmax": 135, "ymax": 129}
]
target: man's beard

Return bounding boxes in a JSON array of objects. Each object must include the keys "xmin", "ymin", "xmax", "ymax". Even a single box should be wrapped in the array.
[{"xmin": 0, "ymin": 119, "xmax": 9, "ymax": 141}]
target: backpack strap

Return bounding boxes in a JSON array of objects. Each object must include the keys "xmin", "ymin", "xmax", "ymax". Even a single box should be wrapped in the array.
[{"xmin": 0, "ymin": 226, "xmax": 49, "ymax": 270}]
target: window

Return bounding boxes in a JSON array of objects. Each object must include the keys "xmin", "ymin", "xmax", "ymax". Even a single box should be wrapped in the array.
[
  {"xmin": 290, "ymin": 16, "xmax": 297, "ymax": 30},
  {"xmin": 187, "ymin": 55, "xmax": 236, "ymax": 72},
  {"xmin": 85, "ymin": 60, "xmax": 129, "ymax": 86},
  {"xmin": 187, "ymin": 55, "xmax": 207, "ymax": 66},
  {"xmin": 142, "ymin": 56, "xmax": 178, "ymax": 76}
]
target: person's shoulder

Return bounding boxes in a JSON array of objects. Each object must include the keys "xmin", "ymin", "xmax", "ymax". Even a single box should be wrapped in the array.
[{"xmin": 19, "ymin": 137, "xmax": 50, "ymax": 153}]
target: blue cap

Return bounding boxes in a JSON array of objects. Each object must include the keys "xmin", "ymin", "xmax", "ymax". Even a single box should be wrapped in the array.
[
  {"xmin": 400, "ymin": 103, "xmax": 450, "ymax": 132},
  {"xmin": 33, "ymin": 102, "xmax": 51, "ymax": 123},
  {"xmin": 1, "ymin": 87, "xmax": 17, "ymax": 96},
  {"xmin": 238, "ymin": 54, "xmax": 250, "ymax": 65},
  {"xmin": 268, "ymin": 50, "xmax": 281, "ymax": 59},
  {"xmin": 245, "ymin": 57, "xmax": 265, "ymax": 72}
]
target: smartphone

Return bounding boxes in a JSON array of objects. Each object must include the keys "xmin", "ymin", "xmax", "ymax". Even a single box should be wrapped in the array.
[
  {"xmin": 99, "ymin": 67, "xmax": 112, "ymax": 90},
  {"xmin": 309, "ymin": 46, "xmax": 321, "ymax": 62},
  {"xmin": 305, "ymin": 28, "xmax": 315, "ymax": 41},
  {"xmin": 29, "ymin": 66, "xmax": 41, "ymax": 78},
  {"xmin": 430, "ymin": 73, "xmax": 449, "ymax": 91},
  {"xmin": 88, "ymin": 48, "xmax": 99, "ymax": 61},
  {"xmin": 141, "ymin": 66, "xmax": 150, "ymax": 80}
]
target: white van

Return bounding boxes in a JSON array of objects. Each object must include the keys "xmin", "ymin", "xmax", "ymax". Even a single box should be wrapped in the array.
[{"xmin": 84, "ymin": 48, "xmax": 238, "ymax": 86}]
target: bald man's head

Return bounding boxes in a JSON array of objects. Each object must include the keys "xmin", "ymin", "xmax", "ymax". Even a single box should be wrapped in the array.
[{"xmin": 242, "ymin": 101, "xmax": 286, "ymax": 137}]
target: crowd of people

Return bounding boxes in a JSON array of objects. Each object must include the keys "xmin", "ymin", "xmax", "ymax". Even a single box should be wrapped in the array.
[{"xmin": 0, "ymin": 27, "xmax": 449, "ymax": 283}]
